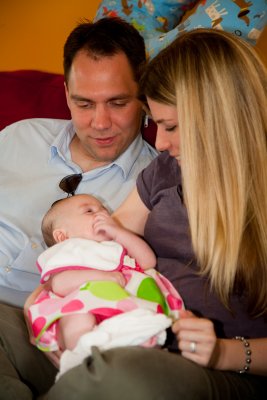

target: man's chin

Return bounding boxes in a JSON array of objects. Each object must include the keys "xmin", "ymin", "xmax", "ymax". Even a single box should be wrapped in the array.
[
  {"xmin": 93, "ymin": 144, "xmax": 129, "ymax": 162},
  {"xmin": 94, "ymin": 151, "xmax": 120, "ymax": 163}
]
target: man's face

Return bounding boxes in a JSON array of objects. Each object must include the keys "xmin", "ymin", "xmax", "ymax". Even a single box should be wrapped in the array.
[{"xmin": 65, "ymin": 50, "xmax": 143, "ymax": 165}]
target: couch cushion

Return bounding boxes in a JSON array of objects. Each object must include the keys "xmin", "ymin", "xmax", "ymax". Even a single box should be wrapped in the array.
[{"xmin": 0, "ymin": 70, "xmax": 71, "ymax": 131}]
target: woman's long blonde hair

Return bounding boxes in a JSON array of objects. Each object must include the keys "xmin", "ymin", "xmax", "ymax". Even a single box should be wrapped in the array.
[{"xmin": 140, "ymin": 29, "xmax": 267, "ymax": 316}]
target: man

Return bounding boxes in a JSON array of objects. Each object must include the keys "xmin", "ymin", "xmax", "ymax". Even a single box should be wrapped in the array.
[
  {"xmin": 0, "ymin": 17, "xmax": 157, "ymax": 399},
  {"xmin": 0, "ymin": 17, "xmax": 157, "ymax": 308}
]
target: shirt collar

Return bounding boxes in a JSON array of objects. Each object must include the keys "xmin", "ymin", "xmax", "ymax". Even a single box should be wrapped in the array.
[
  {"xmin": 50, "ymin": 121, "xmax": 75, "ymax": 161},
  {"xmin": 49, "ymin": 122, "xmax": 144, "ymax": 179},
  {"xmin": 110, "ymin": 133, "xmax": 144, "ymax": 179}
]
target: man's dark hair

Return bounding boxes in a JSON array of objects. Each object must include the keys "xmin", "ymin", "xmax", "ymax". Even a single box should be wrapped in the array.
[{"xmin": 63, "ymin": 17, "xmax": 146, "ymax": 84}]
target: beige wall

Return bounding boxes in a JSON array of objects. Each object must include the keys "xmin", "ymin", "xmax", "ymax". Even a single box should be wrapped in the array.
[
  {"xmin": 0, "ymin": 0, "xmax": 266, "ymax": 73},
  {"xmin": 0, "ymin": 0, "xmax": 100, "ymax": 73}
]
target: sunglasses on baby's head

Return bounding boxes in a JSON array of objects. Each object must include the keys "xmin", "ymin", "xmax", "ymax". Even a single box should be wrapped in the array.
[{"xmin": 59, "ymin": 173, "xmax": 82, "ymax": 197}]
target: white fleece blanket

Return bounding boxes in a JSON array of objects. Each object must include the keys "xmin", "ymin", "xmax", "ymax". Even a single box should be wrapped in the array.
[{"xmin": 57, "ymin": 308, "xmax": 172, "ymax": 380}]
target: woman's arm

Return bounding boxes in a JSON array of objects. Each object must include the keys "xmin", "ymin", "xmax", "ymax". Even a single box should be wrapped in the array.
[
  {"xmin": 112, "ymin": 187, "xmax": 149, "ymax": 236},
  {"xmin": 215, "ymin": 337, "xmax": 267, "ymax": 376},
  {"xmin": 173, "ymin": 310, "xmax": 267, "ymax": 376}
]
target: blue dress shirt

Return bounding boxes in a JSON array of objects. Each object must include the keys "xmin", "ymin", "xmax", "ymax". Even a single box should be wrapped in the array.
[{"xmin": 0, "ymin": 118, "xmax": 157, "ymax": 306}]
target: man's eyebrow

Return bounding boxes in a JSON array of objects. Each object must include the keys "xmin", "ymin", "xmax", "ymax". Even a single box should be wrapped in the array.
[
  {"xmin": 70, "ymin": 94, "xmax": 133, "ymax": 102},
  {"xmin": 70, "ymin": 94, "xmax": 91, "ymax": 102},
  {"xmin": 108, "ymin": 94, "xmax": 133, "ymax": 101}
]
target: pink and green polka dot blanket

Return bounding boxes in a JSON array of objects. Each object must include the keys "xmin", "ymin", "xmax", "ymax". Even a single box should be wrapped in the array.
[{"xmin": 29, "ymin": 239, "xmax": 184, "ymax": 351}]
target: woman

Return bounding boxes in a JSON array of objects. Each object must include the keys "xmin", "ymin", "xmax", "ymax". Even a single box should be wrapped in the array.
[
  {"xmin": 30, "ymin": 29, "xmax": 267, "ymax": 399},
  {"xmin": 112, "ymin": 29, "xmax": 267, "ymax": 398}
]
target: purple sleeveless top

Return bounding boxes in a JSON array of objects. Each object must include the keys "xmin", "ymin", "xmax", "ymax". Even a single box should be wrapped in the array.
[{"xmin": 137, "ymin": 151, "xmax": 267, "ymax": 340}]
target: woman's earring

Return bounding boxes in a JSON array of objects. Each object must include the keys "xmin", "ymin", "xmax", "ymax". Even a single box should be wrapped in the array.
[{"xmin": 144, "ymin": 114, "xmax": 149, "ymax": 128}]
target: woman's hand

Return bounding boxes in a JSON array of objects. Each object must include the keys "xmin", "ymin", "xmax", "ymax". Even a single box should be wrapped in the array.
[{"xmin": 172, "ymin": 310, "xmax": 218, "ymax": 368}]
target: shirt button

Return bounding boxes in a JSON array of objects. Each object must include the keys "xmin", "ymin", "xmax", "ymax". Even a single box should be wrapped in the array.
[
  {"xmin": 5, "ymin": 266, "xmax": 11, "ymax": 273},
  {"xmin": 31, "ymin": 242, "xmax": 38, "ymax": 249}
]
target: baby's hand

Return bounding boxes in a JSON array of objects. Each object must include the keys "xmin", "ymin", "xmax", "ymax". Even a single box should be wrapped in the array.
[{"xmin": 93, "ymin": 211, "xmax": 121, "ymax": 241}]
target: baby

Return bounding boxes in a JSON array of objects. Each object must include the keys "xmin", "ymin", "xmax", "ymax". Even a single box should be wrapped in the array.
[{"xmin": 26, "ymin": 194, "xmax": 183, "ymax": 352}]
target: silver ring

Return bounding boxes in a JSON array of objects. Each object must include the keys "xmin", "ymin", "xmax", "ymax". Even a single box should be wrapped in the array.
[{"xmin": 189, "ymin": 341, "xmax": 197, "ymax": 353}]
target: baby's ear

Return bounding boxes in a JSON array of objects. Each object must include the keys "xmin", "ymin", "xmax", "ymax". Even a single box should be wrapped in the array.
[{"xmin": 53, "ymin": 229, "xmax": 68, "ymax": 243}]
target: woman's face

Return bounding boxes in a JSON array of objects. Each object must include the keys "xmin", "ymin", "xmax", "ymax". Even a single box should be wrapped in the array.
[{"xmin": 147, "ymin": 98, "xmax": 180, "ymax": 161}]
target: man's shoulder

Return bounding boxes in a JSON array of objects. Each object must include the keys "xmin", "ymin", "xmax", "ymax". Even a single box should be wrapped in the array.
[
  {"xmin": 122, "ymin": 136, "xmax": 158, "ymax": 177},
  {"xmin": 0, "ymin": 118, "xmax": 70, "ymax": 142},
  {"xmin": 141, "ymin": 139, "xmax": 158, "ymax": 159},
  {"xmin": 128, "ymin": 135, "xmax": 158, "ymax": 163}
]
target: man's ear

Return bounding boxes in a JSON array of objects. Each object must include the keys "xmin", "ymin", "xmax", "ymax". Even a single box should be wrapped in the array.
[
  {"xmin": 64, "ymin": 81, "xmax": 71, "ymax": 109},
  {"xmin": 53, "ymin": 229, "xmax": 68, "ymax": 243}
]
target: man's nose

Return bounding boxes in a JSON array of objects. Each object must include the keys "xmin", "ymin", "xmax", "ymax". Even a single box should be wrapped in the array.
[{"xmin": 91, "ymin": 105, "xmax": 112, "ymax": 130}]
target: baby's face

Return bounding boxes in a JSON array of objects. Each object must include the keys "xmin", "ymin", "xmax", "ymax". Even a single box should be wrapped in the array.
[{"xmin": 57, "ymin": 194, "xmax": 109, "ymax": 241}]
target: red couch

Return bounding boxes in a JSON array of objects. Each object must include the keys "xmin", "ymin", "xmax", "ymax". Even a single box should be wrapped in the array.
[{"xmin": 0, "ymin": 70, "xmax": 156, "ymax": 145}]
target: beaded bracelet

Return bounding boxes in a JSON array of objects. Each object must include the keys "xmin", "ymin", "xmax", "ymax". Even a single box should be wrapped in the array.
[{"xmin": 234, "ymin": 336, "xmax": 252, "ymax": 374}]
